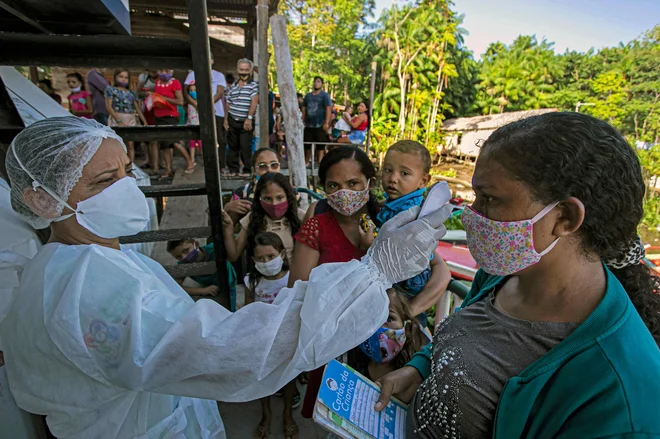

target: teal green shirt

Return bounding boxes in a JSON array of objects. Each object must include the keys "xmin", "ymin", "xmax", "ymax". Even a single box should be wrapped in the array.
[
  {"xmin": 408, "ymin": 267, "xmax": 660, "ymax": 437},
  {"xmin": 189, "ymin": 243, "xmax": 237, "ymax": 289}
]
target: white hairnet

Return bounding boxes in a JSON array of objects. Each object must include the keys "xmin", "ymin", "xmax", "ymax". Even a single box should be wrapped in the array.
[{"xmin": 6, "ymin": 116, "xmax": 126, "ymax": 229}]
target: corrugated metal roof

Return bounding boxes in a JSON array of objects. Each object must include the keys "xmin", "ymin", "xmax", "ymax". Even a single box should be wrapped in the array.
[{"xmin": 443, "ymin": 109, "xmax": 558, "ymax": 132}]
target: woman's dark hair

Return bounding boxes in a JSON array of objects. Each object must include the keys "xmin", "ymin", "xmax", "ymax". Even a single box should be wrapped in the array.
[
  {"xmin": 247, "ymin": 172, "xmax": 300, "ymax": 269},
  {"xmin": 251, "ymin": 147, "xmax": 280, "ymax": 168},
  {"xmin": 39, "ymin": 79, "xmax": 53, "ymax": 91},
  {"xmin": 248, "ymin": 231, "xmax": 290, "ymax": 293},
  {"xmin": 318, "ymin": 146, "xmax": 379, "ymax": 218},
  {"xmin": 66, "ymin": 72, "xmax": 84, "ymax": 85},
  {"xmin": 113, "ymin": 69, "xmax": 130, "ymax": 87},
  {"xmin": 482, "ymin": 111, "xmax": 660, "ymax": 344}
]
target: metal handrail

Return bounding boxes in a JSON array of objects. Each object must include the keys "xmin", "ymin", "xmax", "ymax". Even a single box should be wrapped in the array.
[{"xmin": 295, "ymin": 187, "xmax": 325, "ymax": 201}]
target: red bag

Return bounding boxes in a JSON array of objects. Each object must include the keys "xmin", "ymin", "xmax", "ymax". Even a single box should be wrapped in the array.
[{"xmin": 150, "ymin": 93, "xmax": 177, "ymax": 112}]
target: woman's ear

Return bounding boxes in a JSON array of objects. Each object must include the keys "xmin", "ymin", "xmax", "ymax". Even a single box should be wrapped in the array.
[
  {"xmin": 554, "ymin": 197, "xmax": 585, "ymax": 237},
  {"xmin": 22, "ymin": 187, "xmax": 61, "ymax": 219}
]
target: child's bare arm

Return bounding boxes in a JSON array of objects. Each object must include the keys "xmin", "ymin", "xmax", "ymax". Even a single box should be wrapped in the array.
[
  {"xmin": 222, "ymin": 211, "xmax": 247, "ymax": 262},
  {"xmin": 409, "ymin": 249, "xmax": 451, "ymax": 317},
  {"xmin": 244, "ymin": 286, "xmax": 255, "ymax": 305},
  {"xmin": 183, "ymin": 285, "xmax": 219, "ymax": 297}
]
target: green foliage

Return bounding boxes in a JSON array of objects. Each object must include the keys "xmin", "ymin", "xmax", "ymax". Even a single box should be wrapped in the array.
[
  {"xmin": 276, "ymin": 3, "xmax": 660, "ymax": 226},
  {"xmin": 437, "ymin": 168, "xmax": 457, "ymax": 178},
  {"xmin": 444, "ymin": 213, "xmax": 465, "ymax": 231}
]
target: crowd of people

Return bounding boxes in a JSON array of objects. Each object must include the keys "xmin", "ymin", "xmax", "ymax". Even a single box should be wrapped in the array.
[{"xmin": 50, "ymin": 63, "xmax": 370, "ymax": 179}]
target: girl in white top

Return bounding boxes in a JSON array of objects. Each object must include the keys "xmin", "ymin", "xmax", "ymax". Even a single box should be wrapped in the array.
[
  {"xmin": 244, "ymin": 231, "xmax": 298, "ymax": 438},
  {"xmin": 244, "ymin": 231, "xmax": 290, "ymax": 305}
]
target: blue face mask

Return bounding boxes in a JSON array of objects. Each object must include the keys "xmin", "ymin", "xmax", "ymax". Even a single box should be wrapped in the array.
[
  {"xmin": 180, "ymin": 247, "xmax": 199, "ymax": 264},
  {"xmin": 189, "ymin": 91, "xmax": 197, "ymax": 100},
  {"xmin": 359, "ymin": 324, "xmax": 407, "ymax": 364}
]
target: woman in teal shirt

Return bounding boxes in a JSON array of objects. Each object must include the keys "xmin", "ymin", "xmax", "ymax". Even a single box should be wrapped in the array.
[{"xmin": 375, "ymin": 112, "xmax": 660, "ymax": 438}]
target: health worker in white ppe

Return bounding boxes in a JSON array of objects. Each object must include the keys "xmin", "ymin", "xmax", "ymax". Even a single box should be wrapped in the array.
[{"xmin": 0, "ymin": 116, "xmax": 452, "ymax": 439}]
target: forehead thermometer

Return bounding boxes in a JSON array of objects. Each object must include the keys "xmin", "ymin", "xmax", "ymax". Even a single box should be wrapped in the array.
[{"xmin": 418, "ymin": 182, "xmax": 452, "ymax": 219}]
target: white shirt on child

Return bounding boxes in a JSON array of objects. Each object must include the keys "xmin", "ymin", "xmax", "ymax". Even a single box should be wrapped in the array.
[
  {"xmin": 334, "ymin": 112, "xmax": 353, "ymax": 132},
  {"xmin": 244, "ymin": 272, "xmax": 290, "ymax": 304},
  {"xmin": 184, "ymin": 70, "xmax": 227, "ymax": 117}
]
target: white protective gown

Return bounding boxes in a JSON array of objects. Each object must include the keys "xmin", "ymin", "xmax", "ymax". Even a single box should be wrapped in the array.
[{"xmin": 0, "ymin": 242, "xmax": 390, "ymax": 439}]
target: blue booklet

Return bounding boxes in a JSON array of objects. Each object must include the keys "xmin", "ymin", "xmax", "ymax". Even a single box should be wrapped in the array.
[{"xmin": 314, "ymin": 360, "xmax": 407, "ymax": 439}]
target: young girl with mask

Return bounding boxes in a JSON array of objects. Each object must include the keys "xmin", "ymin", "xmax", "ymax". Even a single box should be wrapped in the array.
[
  {"xmin": 291, "ymin": 145, "xmax": 381, "ymax": 419},
  {"xmin": 222, "ymin": 171, "xmax": 305, "ymax": 265},
  {"xmin": 185, "ymin": 82, "xmax": 201, "ymax": 165},
  {"xmin": 374, "ymin": 112, "xmax": 660, "ymax": 438},
  {"xmin": 66, "ymin": 73, "xmax": 93, "ymax": 118},
  {"xmin": 244, "ymin": 232, "xmax": 299, "ymax": 438},
  {"xmin": 347, "ymin": 288, "xmax": 426, "ymax": 382},
  {"xmin": 105, "ymin": 70, "xmax": 147, "ymax": 162}
]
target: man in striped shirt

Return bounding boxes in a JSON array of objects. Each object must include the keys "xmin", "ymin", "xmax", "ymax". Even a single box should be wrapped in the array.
[{"xmin": 224, "ymin": 58, "xmax": 259, "ymax": 176}]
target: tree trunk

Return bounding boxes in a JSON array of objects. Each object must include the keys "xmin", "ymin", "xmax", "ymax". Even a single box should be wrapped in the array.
[
  {"xmin": 270, "ymin": 15, "xmax": 308, "ymax": 210},
  {"xmin": 398, "ymin": 69, "xmax": 406, "ymax": 136},
  {"xmin": 257, "ymin": 0, "xmax": 270, "ymax": 149}
]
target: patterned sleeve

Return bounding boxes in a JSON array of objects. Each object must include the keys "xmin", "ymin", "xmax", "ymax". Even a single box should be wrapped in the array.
[
  {"xmin": 295, "ymin": 215, "xmax": 320, "ymax": 251},
  {"xmin": 104, "ymin": 86, "xmax": 113, "ymax": 99}
]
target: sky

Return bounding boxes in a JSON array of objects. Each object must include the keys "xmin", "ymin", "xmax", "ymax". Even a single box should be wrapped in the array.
[{"xmin": 372, "ymin": 0, "xmax": 660, "ymax": 57}]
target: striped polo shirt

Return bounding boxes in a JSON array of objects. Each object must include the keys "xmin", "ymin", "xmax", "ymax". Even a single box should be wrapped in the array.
[{"xmin": 226, "ymin": 80, "xmax": 259, "ymax": 120}]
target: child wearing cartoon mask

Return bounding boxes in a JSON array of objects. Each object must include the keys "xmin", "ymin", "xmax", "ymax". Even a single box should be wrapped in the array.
[{"xmin": 348, "ymin": 288, "xmax": 426, "ymax": 382}]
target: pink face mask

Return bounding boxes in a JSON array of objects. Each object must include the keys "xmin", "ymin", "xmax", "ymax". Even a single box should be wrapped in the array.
[
  {"xmin": 260, "ymin": 200, "xmax": 289, "ymax": 219},
  {"xmin": 461, "ymin": 202, "xmax": 559, "ymax": 276}
]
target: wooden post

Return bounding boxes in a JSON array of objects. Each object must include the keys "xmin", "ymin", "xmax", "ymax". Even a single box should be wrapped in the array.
[
  {"xmin": 29, "ymin": 66, "xmax": 39, "ymax": 84},
  {"xmin": 257, "ymin": 0, "xmax": 269, "ymax": 149},
  {"xmin": 366, "ymin": 61, "xmax": 376, "ymax": 156},
  {"xmin": 186, "ymin": 0, "xmax": 230, "ymax": 308},
  {"xmin": 270, "ymin": 15, "xmax": 307, "ymax": 210}
]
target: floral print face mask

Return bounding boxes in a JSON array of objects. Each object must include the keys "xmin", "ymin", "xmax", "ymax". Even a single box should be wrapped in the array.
[
  {"xmin": 461, "ymin": 202, "xmax": 559, "ymax": 276},
  {"xmin": 326, "ymin": 186, "xmax": 370, "ymax": 216}
]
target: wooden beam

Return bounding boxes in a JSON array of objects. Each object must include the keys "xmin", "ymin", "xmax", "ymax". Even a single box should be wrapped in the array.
[
  {"xmin": 270, "ymin": 15, "xmax": 307, "ymax": 210},
  {"xmin": 0, "ymin": 33, "xmax": 193, "ymax": 69},
  {"xmin": 0, "ymin": 0, "xmax": 51, "ymax": 33},
  {"xmin": 132, "ymin": 0, "xmax": 253, "ymax": 12},
  {"xmin": 257, "ymin": 0, "xmax": 269, "ymax": 149},
  {"xmin": 186, "ymin": 0, "xmax": 231, "ymax": 308}
]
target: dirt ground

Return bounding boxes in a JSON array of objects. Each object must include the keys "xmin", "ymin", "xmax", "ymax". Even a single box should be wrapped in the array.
[{"xmin": 431, "ymin": 158, "xmax": 476, "ymax": 202}]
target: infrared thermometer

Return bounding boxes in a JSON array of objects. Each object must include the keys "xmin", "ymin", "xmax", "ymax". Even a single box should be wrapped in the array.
[{"xmin": 418, "ymin": 181, "xmax": 452, "ymax": 219}]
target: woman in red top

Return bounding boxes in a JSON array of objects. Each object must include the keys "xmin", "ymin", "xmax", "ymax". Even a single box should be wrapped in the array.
[
  {"xmin": 150, "ymin": 69, "xmax": 194, "ymax": 178},
  {"xmin": 290, "ymin": 145, "xmax": 381, "ymax": 418},
  {"xmin": 337, "ymin": 101, "xmax": 369, "ymax": 145}
]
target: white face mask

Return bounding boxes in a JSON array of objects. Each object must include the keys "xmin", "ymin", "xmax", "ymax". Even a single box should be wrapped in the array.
[
  {"xmin": 53, "ymin": 177, "xmax": 150, "ymax": 239},
  {"xmin": 255, "ymin": 255, "xmax": 284, "ymax": 276},
  {"xmin": 70, "ymin": 86, "xmax": 82, "ymax": 93}
]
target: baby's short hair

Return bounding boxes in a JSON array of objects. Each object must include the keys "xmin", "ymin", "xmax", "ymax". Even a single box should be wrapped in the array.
[
  {"xmin": 387, "ymin": 140, "xmax": 431, "ymax": 173},
  {"xmin": 167, "ymin": 239, "xmax": 195, "ymax": 252}
]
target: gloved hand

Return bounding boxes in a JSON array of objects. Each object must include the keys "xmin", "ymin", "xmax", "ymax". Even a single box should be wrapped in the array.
[{"xmin": 361, "ymin": 204, "xmax": 452, "ymax": 285}]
